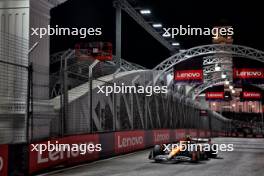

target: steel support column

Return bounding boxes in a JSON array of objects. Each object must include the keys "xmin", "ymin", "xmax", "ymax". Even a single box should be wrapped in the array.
[{"xmin": 115, "ymin": 5, "xmax": 122, "ymax": 68}]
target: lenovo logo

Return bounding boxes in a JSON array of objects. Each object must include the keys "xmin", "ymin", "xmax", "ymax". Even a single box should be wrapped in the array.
[
  {"xmin": 174, "ymin": 70, "xmax": 203, "ymax": 80},
  {"xmin": 234, "ymin": 68, "xmax": 264, "ymax": 79},
  {"xmin": 154, "ymin": 132, "xmax": 170, "ymax": 143},
  {"xmin": 117, "ymin": 136, "xmax": 144, "ymax": 148},
  {"xmin": 36, "ymin": 142, "xmax": 99, "ymax": 164},
  {"xmin": 206, "ymin": 92, "xmax": 224, "ymax": 99},
  {"xmin": 243, "ymin": 92, "xmax": 261, "ymax": 99}
]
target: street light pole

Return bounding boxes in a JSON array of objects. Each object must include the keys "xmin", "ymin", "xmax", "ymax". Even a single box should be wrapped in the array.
[{"xmin": 113, "ymin": 68, "xmax": 121, "ymax": 131}]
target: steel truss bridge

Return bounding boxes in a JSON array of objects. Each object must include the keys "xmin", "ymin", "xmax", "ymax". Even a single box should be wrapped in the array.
[{"xmin": 40, "ymin": 43, "xmax": 263, "ymax": 140}]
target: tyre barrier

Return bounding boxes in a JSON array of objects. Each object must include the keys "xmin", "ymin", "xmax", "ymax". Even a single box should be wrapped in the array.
[{"xmin": 0, "ymin": 129, "xmax": 262, "ymax": 176}]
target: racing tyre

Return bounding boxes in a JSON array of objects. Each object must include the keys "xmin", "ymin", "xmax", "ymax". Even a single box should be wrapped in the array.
[
  {"xmin": 191, "ymin": 151, "xmax": 200, "ymax": 162},
  {"xmin": 153, "ymin": 145, "xmax": 163, "ymax": 156}
]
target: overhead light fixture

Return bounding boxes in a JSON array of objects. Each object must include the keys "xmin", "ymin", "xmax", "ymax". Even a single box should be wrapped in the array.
[
  {"xmin": 221, "ymin": 73, "xmax": 227, "ymax": 79},
  {"xmin": 215, "ymin": 64, "xmax": 221, "ymax": 71},
  {"xmin": 229, "ymin": 85, "xmax": 234, "ymax": 90},
  {"xmin": 140, "ymin": 9, "xmax": 151, "ymax": 14},
  {"xmin": 172, "ymin": 42, "xmax": 180, "ymax": 46},
  {"xmin": 231, "ymin": 89, "xmax": 235, "ymax": 94},
  {"xmin": 225, "ymin": 80, "xmax": 230, "ymax": 85},
  {"xmin": 152, "ymin": 23, "xmax": 162, "ymax": 28}
]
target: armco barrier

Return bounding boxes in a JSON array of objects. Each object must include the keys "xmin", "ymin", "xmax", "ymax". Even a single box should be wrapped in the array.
[
  {"xmin": 199, "ymin": 130, "xmax": 206, "ymax": 138},
  {"xmin": 189, "ymin": 129, "xmax": 198, "ymax": 138},
  {"xmin": 174, "ymin": 129, "xmax": 186, "ymax": 140},
  {"xmin": 4, "ymin": 129, "xmax": 228, "ymax": 175},
  {"xmin": 99, "ymin": 133, "xmax": 115, "ymax": 158},
  {"xmin": 0, "ymin": 145, "xmax": 8, "ymax": 176}
]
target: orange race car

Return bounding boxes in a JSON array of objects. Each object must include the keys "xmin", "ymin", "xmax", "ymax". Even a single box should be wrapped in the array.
[{"xmin": 148, "ymin": 135, "xmax": 217, "ymax": 163}]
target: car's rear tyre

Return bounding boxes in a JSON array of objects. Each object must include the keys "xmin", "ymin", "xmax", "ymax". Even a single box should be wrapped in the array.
[{"xmin": 191, "ymin": 151, "xmax": 200, "ymax": 162}]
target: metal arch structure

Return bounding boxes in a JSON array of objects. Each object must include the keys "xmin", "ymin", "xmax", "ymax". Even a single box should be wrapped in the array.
[
  {"xmin": 50, "ymin": 49, "xmax": 146, "ymax": 71},
  {"xmin": 203, "ymin": 54, "xmax": 233, "ymax": 66},
  {"xmin": 153, "ymin": 44, "xmax": 264, "ymax": 84}
]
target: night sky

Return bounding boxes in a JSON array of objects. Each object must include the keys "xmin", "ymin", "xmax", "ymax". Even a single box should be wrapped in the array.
[{"xmin": 50, "ymin": 0, "xmax": 264, "ymax": 69}]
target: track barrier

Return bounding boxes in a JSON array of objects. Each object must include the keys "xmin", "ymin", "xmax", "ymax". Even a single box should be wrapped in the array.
[{"xmin": 1, "ymin": 129, "xmax": 263, "ymax": 175}]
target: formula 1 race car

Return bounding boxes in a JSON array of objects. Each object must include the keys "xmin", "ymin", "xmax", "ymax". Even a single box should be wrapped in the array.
[{"xmin": 148, "ymin": 136, "xmax": 217, "ymax": 163}]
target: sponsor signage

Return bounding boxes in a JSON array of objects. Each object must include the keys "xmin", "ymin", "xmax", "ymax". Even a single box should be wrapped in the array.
[
  {"xmin": 242, "ymin": 91, "xmax": 261, "ymax": 99},
  {"xmin": 233, "ymin": 68, "xmax": 264, "ymax": 84},
  {"xmin": 174, "ymin": 70, "xmax": 203, "ymax": 82},
  {"xmin": 233, "ymin": 68, "xmax": 264, "ymax": 79},
  {"xmin": 29, "ymin": 134, "xmax": 100, "ymax": 174},
  {"xmin": 175, "ymin": 129, "xmax": 186, "ymax": 140},
  {"xmin": 115, "ymin": 131, "xmax": 145, "ymax": 154},
  {"xmin": 152, "ymin": 130, "xmax": 170, "ymax": 144},
  {"xmin": 206, "ymin": 92, "xmax": 224, "ymax": 99},
  {"xmin": 0, "ymin": 145, "xmax": 8, "ymax": 176},
  {"xmin": 75, "ymin": 42, "xmax": 112, "ymax": 61}
]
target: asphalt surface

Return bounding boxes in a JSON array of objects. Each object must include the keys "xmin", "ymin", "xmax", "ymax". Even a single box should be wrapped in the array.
[{"xmin": 43, "ymin": 138, "xmax": 264, "ymax": 176}]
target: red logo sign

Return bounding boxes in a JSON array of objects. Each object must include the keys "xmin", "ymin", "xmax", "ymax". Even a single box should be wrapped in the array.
[
  {"xmin": 29, "ymin": 134, "xmax": 100, "ymax": 174},
  {"xmin": 153, "ymin": 130, "xmax": 170, "ymax": 144},
  {"xmin": 174, "ymin": 70, "xmax": 203, "ymax": 81},
  {"xmin": 234, "ymin": 68, "xmax": 264, "ymax": 79},
  {"xmin": 243, "ymin": 92, "xmax": 261, "ymax": 99},
  {"xmin": 75, "ymin": 42, "xmax": 112, "ymax": 61},
  {"xmin": 115, "ymin": 131, "xmax": 145, "ymax": 154},
  {"xmin": 206, "ymin": 92, "xmax": 224, "ymax": 99},
  {"xmin": 0, "ymin": 145, "xmax": 8, "ymax": 176}
]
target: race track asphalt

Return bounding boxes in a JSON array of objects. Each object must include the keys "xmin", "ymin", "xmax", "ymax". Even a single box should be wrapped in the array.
[{"xmin": 41, "ymin": 138, "xmax": 264, "ymax": 176}]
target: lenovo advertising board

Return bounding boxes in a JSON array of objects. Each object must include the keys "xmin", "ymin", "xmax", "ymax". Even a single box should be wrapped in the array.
[
  {"xmin": 242, "ymin": 91, "xmax": 261, "ymax": 99},
  {"xmin": 152, "ymin": 130, "xmax": 171, "ymax": 145},
  {"xmin": 233, "ymin": 68, "xmax": 264, "ymax": 84},
  {"xmin": 114, "ymin": 131, "xmax": 145, "ymax": 154},
  {"xmin": 29, "ymin": 134, "xmax": 100, "ymax": 174},
  {"xmin": 174, "ymin": 70, "xmax": 203, "ymax": 83},
  {"xmin": 206, "ymin": 92, "xmax": 224, "ymax": 100}
]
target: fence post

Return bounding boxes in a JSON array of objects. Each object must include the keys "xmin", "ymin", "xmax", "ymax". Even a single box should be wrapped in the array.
[
  {"xmin": 27, "ymin": 42, "xmax": 38, "ymax": 143},
  {"xmin": 89, "ymin": 60, "xmax": 100, "ymax": 133}
]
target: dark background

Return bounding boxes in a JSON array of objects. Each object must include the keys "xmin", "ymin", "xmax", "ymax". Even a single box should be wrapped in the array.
[{"xmin": 50, "ymin": 0, "xmax": 264, "ymax": 69}]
